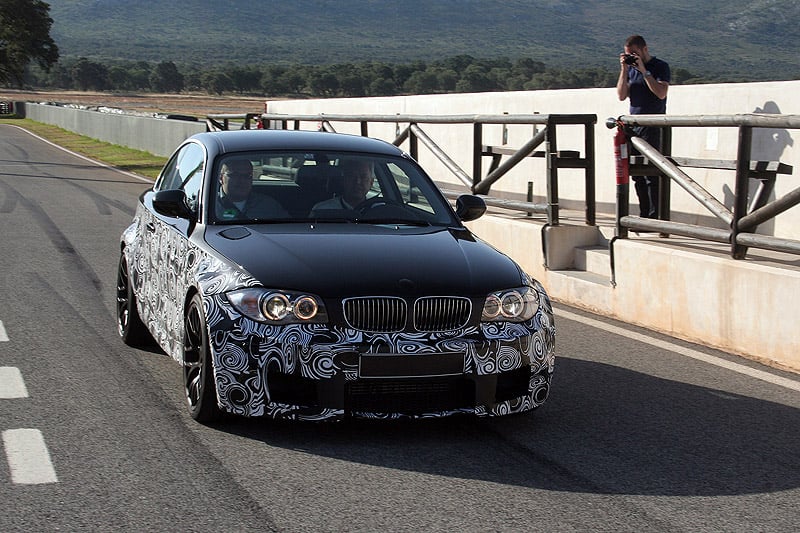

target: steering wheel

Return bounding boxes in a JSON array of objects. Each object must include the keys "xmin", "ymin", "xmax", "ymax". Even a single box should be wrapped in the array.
[{"xmin": 355, "ymin": 196, "xmax": 400, "ymax": 215}]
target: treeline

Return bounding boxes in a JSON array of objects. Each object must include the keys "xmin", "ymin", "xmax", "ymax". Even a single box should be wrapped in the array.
[{"xmin": 23, "ymin": 55, "xmax": 709, "ymax": 97}]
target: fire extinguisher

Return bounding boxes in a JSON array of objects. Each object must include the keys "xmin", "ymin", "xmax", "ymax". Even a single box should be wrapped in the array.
[
  {"xmin": 606, "ymin": 117, "xmax": 631, "ymax": 238},
  {"xmin": 613, "ymin": 119, "xmax": 629, "ymax": 185},
  {"xmin": 257, "ymin": 103, "xmax": 267, "ymax": 129}
]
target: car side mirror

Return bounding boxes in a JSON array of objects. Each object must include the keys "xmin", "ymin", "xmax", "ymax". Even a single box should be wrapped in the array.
[
  {"xmin": 153, "ymin": 189, "xmax": 194, "ymax": 219},
  {"xmin": 455, "ymin": 194, "xmax": 486, "ymax": 222}
]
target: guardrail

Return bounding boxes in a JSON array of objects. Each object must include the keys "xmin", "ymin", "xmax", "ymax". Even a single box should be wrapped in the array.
[
  {"xmin": 610, "ymin": 114, "xmax": 799, "ymax": 259},
  {"xmin": 206, "ymin": 112, "xmax": 598, "ymax": 226}
]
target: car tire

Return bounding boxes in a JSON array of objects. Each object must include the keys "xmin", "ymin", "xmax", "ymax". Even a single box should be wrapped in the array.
[
  {"xmin": 183, "ymin": 294, "xmax": 221, "ymax": 423},
  {"xmin": 116, "ymin": 253, "xmax": 152, "ymax": 346}
]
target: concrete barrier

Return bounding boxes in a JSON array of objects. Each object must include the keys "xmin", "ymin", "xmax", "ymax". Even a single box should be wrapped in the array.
[{"xmin": 19, "ymin": 102, "xmax": 206, "ymax": 157}]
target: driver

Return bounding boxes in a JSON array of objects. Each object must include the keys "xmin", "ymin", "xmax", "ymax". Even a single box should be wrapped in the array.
[
  {"xmin": 216, "ymin": 158, "xmax": 288, "ymax": 220},
  {"xmin": 310, "ymin": 158, "xmax": 374, "ymax": 215}
]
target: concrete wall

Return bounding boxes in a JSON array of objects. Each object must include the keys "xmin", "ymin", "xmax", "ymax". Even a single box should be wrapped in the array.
[
  {"xmin": 266, "ymin": 81, "xmax": 800, "ymax": 241},
  {"xmin": 20, "ymin": 103, "xmax": 206, "ymax": 157}
]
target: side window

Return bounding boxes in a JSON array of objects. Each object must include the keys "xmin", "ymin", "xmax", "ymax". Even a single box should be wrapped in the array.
[
  {"xmin": 154, "ymin": 143, "xmax": 205, "ymax": 213},
  {"xmin": 179, "ymin": 145, "xmax": 205, "ymax": 213},
  {"xmin": 154, "ymin": 152, "xmax": 181, "ymax": 192},
  {"xmin": 386, "ymin": 162, "xmax": 427, "ymax": 211}
]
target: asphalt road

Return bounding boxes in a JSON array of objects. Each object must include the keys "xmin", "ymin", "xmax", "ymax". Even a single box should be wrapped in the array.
[{"xmin": 1, "ymin": 124, "xmax": 799, "ymax": 532}]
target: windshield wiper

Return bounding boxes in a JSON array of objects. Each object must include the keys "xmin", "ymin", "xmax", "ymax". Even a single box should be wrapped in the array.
[{"xmin": 354, "ymin": 218, "xmax": 432, "ymax": 226}]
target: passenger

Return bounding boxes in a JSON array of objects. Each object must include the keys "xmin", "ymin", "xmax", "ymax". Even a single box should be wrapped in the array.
[
  {"xmin": 216, "ymin": 158, "xmax": 287, "ymax": 220},
  {"xmin": 309, "ymin": 159, "xmax": 374, "ymax": 216}
]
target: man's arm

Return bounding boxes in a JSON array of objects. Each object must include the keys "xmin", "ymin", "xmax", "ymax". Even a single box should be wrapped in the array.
[
  {"xmin": 616, "ymin": 54, "xmax": 629, "ymax": 101},
  {"xmin": 643, "ymin": 71, "xmax": 669, "ymax": 100}
]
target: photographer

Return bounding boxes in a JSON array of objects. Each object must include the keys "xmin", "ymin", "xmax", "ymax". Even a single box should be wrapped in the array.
[{"xmin": 616, "ymin": 35, "xmax": 670, "ymax": 219}]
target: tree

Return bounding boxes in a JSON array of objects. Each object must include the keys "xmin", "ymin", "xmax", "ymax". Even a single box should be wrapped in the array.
[
  {"xmin": 339, "ymin": 73, "xmax": 367, "ymax": 97},
  {"xmin": 455, "ymin": 64, "xmax": 497, "ymax": 93},
  {"xmin": 226, "ymin": 65, "xmax": 262, "ymax": 94},
  {"xmin": 150, "ymin": 61, "xmax": 184, "ymax": 93},
  {"xmin": 203, "ymin": 70, "xmax": 233, "ymax": 95},
  {"xmin": 0, "ymin": 0, "xmax": 59, "ymax": 87},
  {"xmin": 403, "ymin": 69, "xmax": 439, "ymax": 94},
  {"xmin": 513, "ymin": 57, "xmax": 546, "ymax": 78},
  {"xmin": 368, "ymin": 77, "xmax": 396, "ymax": 96},
  {"xmin": 109, "ymin": 66, "xmax": 134, "ymax": 91},
  {"xmin": 308, "ymin": 68, "xmax": 340, "ymax": 97},
  {"xmin": 280, "ymin": 70, "xmax": 307, "ymax": 94},
  {"xmin": 72, "ymin": 58, "xmax": 109, "ymax": 91}
]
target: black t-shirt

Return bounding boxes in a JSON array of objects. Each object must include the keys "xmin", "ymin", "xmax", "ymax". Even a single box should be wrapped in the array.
[{"xmin": 628, "ymin": 56, "xmax": 670, "ymax": 115}]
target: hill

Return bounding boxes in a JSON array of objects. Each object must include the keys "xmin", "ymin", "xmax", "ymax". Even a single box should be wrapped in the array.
[{"xmin": 46, "ymin": 0, "xmax": 800, "ymax": 81}]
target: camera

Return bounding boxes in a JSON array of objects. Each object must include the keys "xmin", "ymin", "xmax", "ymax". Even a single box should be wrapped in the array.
[{"xmin": 623, "ymin": 54, "xmax": 639, "ymax": 65}]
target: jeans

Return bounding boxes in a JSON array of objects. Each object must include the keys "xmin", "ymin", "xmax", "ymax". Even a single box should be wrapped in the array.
[{"xmin": 631, "ymin": 126, "xmax": 662, "ymax": 219}]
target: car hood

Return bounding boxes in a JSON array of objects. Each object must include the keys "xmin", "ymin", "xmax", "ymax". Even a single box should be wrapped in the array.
[{"xmin": 204, "ymin": 224, "xmax": 524, "ymax": 298}]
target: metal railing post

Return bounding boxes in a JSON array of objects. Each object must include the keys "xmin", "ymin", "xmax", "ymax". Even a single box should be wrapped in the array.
[
  {"xmin": 732, "ymin": 126, "xmax": 753, "ymax": 259},
  {"xmin": 473, "ymin": 123, "xmax": 483, "ymax": 190},
  {"xmin": 658, "ymin": 126, "xmax": 672, "ymax": 223},
  {"xmin": 584, "ymin": 120, "xmax": 596, "ymax": 225},
  {"xmin": 409, "ymin": 123, "xmax": 418, "ymax": 160},
  {"xmin": 545, "ymin": 119, "xmax": 559, "ymax": 226}
]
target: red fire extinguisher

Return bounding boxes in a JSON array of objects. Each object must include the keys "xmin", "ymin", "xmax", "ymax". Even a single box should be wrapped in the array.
[
  {"xmin": 613, "ymin": 119, "xmax": 629, "ymax": 185},
  {"xmin": 607, "ymin": 116, "xmax": 631, "ymax": 239},
  {"xmin": 256, "ymin": 103, "xmax": 267, "ymax": 129}
]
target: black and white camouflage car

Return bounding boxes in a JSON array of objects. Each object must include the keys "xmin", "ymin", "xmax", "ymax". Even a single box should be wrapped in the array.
[{"xmin": 117, "ymin": 129, "xmax": 555, "ymax": 422}]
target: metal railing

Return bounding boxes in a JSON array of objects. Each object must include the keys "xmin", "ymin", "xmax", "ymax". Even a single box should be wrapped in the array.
[
  {"xmin": 612, "ymin": 114, "xmax": 799, "ymax": 259},
  {"xmin": 206, "ymin": 112, "xmax": 598, "ymax": 226},
  {"xmin": 205, "ymin": 113, "xmax": 261, "ymax": 131}
]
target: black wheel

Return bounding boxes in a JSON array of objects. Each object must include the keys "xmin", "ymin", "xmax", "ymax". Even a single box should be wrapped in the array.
[
  {"xmin": 183, "ymin": 294, "xmax": 221, "ymax": 423},
  {"xmin": 116, "ymin": 253, "xmax": 152, "ymax": 346}
]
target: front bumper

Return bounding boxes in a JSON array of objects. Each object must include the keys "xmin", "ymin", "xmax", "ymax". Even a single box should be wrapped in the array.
[{"xmin": 204, "ymin": 293, "xmax": 555, "ymax": 420}]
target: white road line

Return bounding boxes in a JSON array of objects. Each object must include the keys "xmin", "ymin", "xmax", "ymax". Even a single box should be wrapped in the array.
[
  {"xmin": 0, "ymin": 320, "xmax": 7, "ymax": 341},
  {"xmin": 2, "ymin": 429, "xmax": 59, "ymax": 484},
  {"xmin": 556, "ymin": 308, "xmax": 800, "ymax": 393},
  {"xmin": 0, "ymin": 367, "xmax": 29, "ymax": 399}
]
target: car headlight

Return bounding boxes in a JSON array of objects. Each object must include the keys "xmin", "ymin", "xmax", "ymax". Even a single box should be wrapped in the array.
[
  {"xmin": 481, "ymin": 286, "xmax": 540, "ymax": 322},
  {"xmin": 227, "ymin": 288, "xmax": 327, "ymax": 324}
]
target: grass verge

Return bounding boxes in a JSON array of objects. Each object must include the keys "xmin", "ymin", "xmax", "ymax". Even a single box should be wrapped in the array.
[{"xmin": 0, "ymin": 117, "xmax": 165, "ymax": 179}]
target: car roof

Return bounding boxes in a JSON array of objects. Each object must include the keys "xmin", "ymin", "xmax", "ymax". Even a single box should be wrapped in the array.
[{"xmin": 189, "ymin": 129, "xmax": 405, "ymax": 156}]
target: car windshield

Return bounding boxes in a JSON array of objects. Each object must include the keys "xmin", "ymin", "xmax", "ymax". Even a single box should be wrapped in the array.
[{"xmin": 209, "ymin": 151, "xmax": 459, "ymax": 226}]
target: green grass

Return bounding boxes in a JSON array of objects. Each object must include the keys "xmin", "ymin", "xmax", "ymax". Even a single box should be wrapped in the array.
[{"xmin": 0, "ymin": 117, "xmax": 165, "ymax": 179}]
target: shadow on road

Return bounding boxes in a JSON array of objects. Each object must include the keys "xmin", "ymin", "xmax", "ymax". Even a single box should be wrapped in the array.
[{"xmin": 212, "ymin": 355, "xmax": 800, "ymax": 497}]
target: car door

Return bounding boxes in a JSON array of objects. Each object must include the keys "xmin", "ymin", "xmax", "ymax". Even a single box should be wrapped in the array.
[{"xmin": 139, "ymin": 141, "xmax": 206, "ymax": 356}]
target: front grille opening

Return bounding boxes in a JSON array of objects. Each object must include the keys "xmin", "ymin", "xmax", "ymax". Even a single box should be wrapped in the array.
[
  {"xmin": 267, "ymin": 370, "xmax": 319, "ymax": 407},
  {"xmin": 345, "ymin": 377, "xmax": 475, "ymax": 414},
  {"xmin": 413, "ymin": 297, "xmax": 471, "ymax": 331},
  {"xmin": 495, "ymin": 366, "xmax": 531, "ymax": 402},
  {"xmin": 343, "ymin": 297, "xmax": 407, "ymax": 332},
  {"xmin": 342, "ymin": 296, "xmax": 472, "ymax": 333}
]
